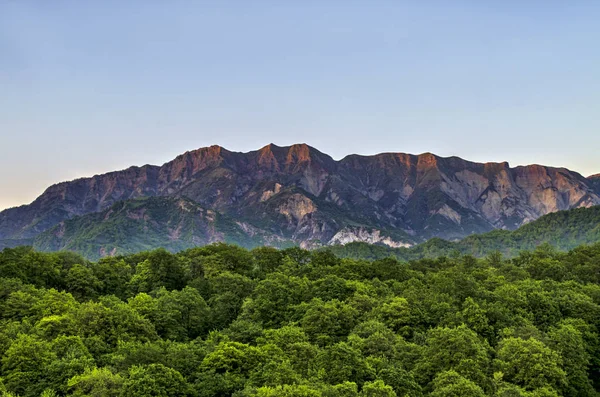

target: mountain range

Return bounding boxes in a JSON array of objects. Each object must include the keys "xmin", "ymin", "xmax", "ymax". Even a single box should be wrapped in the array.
[{"xmin": 1, "ymin": 143, "xmax": 599, "ymax": 259}]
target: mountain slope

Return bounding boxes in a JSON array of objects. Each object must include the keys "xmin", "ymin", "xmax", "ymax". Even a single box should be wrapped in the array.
[
  {"xmin": 329, "ymin": 205, "xmax": 600, "ymax": 260},
  {"xmin": 1, "ymin": 143, "xmax": 598, "ymax": 249},
  {"xmin": 589, "ymin": 174, "xmax": 600, "ymax": 196},
  {"xmin": 33, "ymin": 196, "xmax": 290, "ymax": 260}
]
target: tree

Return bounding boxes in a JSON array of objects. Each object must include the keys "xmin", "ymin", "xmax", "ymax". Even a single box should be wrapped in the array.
[
  {"xmin": 68, "ymin": 367, "xmax": 124, "ymax": 397},
  {"xmin": 251, "ymin": 273, "xmax": 310, "ymax": 327},
  {"xmin": 429, "ymin": 371, "xmax": 485, "ymax": 397},
  {"xmin": 152, "ymin": 287, "xmax": 210, "ymax": 341},
  {"xmin": 1, "ymin": 334, "xmax": 55, "ymax": 397},
  {"xmin": 92, "ymin": 258, "xmax": 132, "ymax": 298},
  {"xmin": 251, "ymin": 384, "xmax": 322, "ymax": 397},
  {"xmin": 375, "ymin": 297, "xmax": 411, "ymax": 336},
  {"xmin": 196, "ymin": 342, "xmax": 263, "ymax": 397},
  {"xmin": 252, "ymin": 246, "xmax": 284, "ymax": 275},
  {"xmin": 120, "ymin": 364, "xmax": 189, "ymax": 397},
  {"xmin": 301, "ymin": 299, "xmax": 358, "ymax": 346},
  {"xmin": 65, "ymin": 264, "xmax": 102, "ymax": 300},
  {"xmin": 129, "ymin": 249, "xmax": 186, "ymax": 292},
  {"xmin": 458, "ymin": 297, "xmax": 493, "ymax": 340},
  {"xmin": 317, "ymin": 342, "xmax": 369, "ymax": 385},
  {"xmin": 348, "ymin": 321, "xmax": 403, "ymax": 360},
  {"xmin": 413, "ymin": 325, "xmax": 491, "ymax": 391},
  {"xmin": 324, "ymin": 382, "xmax": 359, "ymax": 397},
  {"xmin": 547, "ymin": 323, "xmax": 595, "ymax": 396},
  {"xmin": 494, "ymin": 337, "xmax": 566, "ymax": 391},
  {"xmin": 45, "ymin": 336, "xmax": 95, "ymax": 394},
  {"xmin": 359, "ymin": 380, "xmax": 396, "ymax": 397}
]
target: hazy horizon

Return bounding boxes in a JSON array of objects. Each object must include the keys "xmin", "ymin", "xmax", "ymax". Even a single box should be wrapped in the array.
[{"xmin": 2, "ymin": 1, "xmax": 600, "ymax": 210}]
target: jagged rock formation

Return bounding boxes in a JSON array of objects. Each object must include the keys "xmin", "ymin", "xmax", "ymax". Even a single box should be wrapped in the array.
[{"xmin": 1, "ymin": 143, "xmax": 598, "ymax": 256}]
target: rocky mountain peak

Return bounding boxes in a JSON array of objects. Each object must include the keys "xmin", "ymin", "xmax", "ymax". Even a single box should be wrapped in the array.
[
  {"xmin": 285, "ymin": 143, "xmax": 313, "ymax": 163},
  {"xmin": 416, "ymin": 152, "xmax": 439, "ymax": 168},
  {"xmin": 252, "ymin": 143, "xmax": 336, "ymax": 175}
]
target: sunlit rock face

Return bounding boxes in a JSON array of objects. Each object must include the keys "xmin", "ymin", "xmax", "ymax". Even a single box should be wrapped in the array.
[
  {"xmin": 328, "ymin": 227, "xmax": 413, "ymax": 248},
  {"xmin": 1, "ymin": 143, "xmax": 598, "ymax": 248}
]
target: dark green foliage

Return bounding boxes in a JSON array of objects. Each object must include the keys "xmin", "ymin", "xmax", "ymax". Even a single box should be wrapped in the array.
[{"xmin": 1, "ymin": 243, "xmax": 600, "ymax": 396}]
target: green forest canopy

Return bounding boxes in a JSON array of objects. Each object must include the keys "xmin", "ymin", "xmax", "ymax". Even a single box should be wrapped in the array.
[{"xmin": 1, "ymin": 242, "xmax": 600, "ymax": 396}]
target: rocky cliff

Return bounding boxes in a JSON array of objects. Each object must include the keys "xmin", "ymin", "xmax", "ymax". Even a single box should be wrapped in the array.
[
  {"xmin": 1, "ymin": 143, "xmax": 598, "ymax": 253},
  {"xmin": 588, "ymin": 174, "xmax": 600, "ymax": 196}
]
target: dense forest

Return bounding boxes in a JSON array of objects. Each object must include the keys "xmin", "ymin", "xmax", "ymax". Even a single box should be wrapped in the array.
[{"xmin": 2, "ymin": 242, "xmax": 600, "ymax": 396}]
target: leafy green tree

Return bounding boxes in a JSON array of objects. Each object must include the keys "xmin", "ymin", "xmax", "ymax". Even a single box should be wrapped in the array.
[
  {"xmin": 348, "ymin": 321, "xmax": 411, "ymax": 363},
  {"xmin": 1, "ymin": 334, "xmax": 55, "ymax": 397},
  {"xmin": 429, "ymin": 371, "xmax": 486, "ymax": 397},
  {"xmin": 45, "ymin": 336, "xmax": 95, "ymax": 394},
  {"xmin": 317, "ymin": 342, "xmax": 369, "ymax": 385},
  {"xmin": 323, "ymin": 382, "xmax": 359, "ymax": 397},
  {"xmin": 301, "ymin": 299, "xmax": 358, "ymax": 346},
  {"xmin": 64, "ymin": 264, "xmax": 102, "ymax": 300},
  {"xmin": 120, "ymin": 364, "xmax": 189, "ymax": 397},
  {"xmin": 250, "ymin": 384, "xmax": 322, "ymax": 397},
  {"xmin": 33, "ymin": 288, "xmax": 78, "ymax": 320},
  {"xmin": 207, "ymin": 272, "xmax": 256, "ymax": 329},
  {"xmin": 196, "ymin": 341, "xmax": 263, "ymax": 396},
  {"xmin": 547, "ymin": 323, "xmax": 595, "ymax": 396},
  {"xmin": 201, "ymin": 341, "xmax": 263, "ymax": 375},
  {"xmin": 494, "ymin": 337, "xmax": 566, "ymax": 391},
  {"xmin": 92, "ymin": 258, "xmax": 132, "ymax": 298},
  {"xmin": 68, "ymin": 367, "xmax": 124, "ymax": 397},
  {"xmin": 129, "ymin": 249, "xmax": 186, "ymax": 292},
  {"xmin": 310, "ymin": 250, "xmax": 341, "ymax": 268},
  {"xmin": 3, "ymin": 290, "xmax": 41, "ymax": 321},
  {"xmin": 252, "ymin": 246, "xmax": 284, "ymax": 276},
  {"xmin": 311, "ymin": 275, "xmax": 354, "ymax": 302},
  {"xmin": 375, "ymin": 297, "xmax": 411, "ymax": 336},
  {"xmin": 364, "ymin": 357, "xmax": 422, "ymax": 397},
  {"xmin": 153, "ymin": 286, "xmax": 210, "ymax": 340},
  {"xmin": 69, "ymin": 299, "xmax": 157, "ymax": 355},
  {"xmin": 413, "ymin": 325, "xmax": 491, "ymax": 391},
  {"xmin": 457, "ymin": 297, "xmax": 493, "ymax": 340},
  {"xmin": 251, "ymin": 273, "xmax": 310, "ymax": 327},
  {"xmin": 359, "ymin": 380, "xmax": 396, "ymax": 397}
]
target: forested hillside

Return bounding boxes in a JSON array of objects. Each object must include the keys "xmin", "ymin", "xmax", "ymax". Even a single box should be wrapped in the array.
[
  {"xmin": 32, "ymin": 197, "xmax": 290, "ymax": 259},
  {"xmin": 2, "ymin": 243, "xmax": 600, "ymax": 396},
  {"xmin": 329, "ymin": 206, "xmax": 600, "ymax": 261}
]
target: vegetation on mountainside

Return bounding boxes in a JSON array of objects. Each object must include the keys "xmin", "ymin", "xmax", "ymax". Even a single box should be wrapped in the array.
[
  {"xmin": 32, "ymin": 197, "xmax": 293, "ymax": 260},
  {"xmin": 24, "ymin": 202, "xmax": 600, "ymax": 263},
  {"xmin": 329, "ymin": 206, "xmax": 600, "ymax": 261},
  {"xmin": 2, "ymin": 242, "xmax": 600, "ymax": 396}
]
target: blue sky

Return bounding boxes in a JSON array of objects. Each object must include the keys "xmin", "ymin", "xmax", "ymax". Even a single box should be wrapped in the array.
[{"xmin": 1, "ymin": 1, "xmax": 599, "ymax": 210}]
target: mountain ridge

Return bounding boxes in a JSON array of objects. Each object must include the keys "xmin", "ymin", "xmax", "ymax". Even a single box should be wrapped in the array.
[{"xmin": 1, "ymin": 143, "xmax": 598, "ymax": 252}]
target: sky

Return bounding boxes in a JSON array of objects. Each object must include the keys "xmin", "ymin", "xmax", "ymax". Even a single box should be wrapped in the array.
[{"xmin": 1, "ymin": 1, "xmax": 599, "ymax": 210}]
